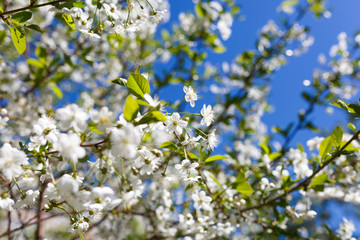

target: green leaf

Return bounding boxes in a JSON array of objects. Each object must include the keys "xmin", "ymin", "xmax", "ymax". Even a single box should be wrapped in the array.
[
  {"xmin": 124, "ymin": 95, "xmax": 139, "ymax": 122},
  {"xmin": 235, "ymin": 181, "xmax": 254, "ymax": 194},
  {"xmin": 340, "ymin": 141, "xmax": 360, "ymax": 152},
  {"xmin": 136, "ymin": 99, "xmax": 149, "ymax": 106},
  {"xmin": 347, "ymin": 104, "xmax": 360, "ymax": 116},
  {"xmin": 319, "ymin": 136, "xmax": 332, "ymax": 160},
  {"xmin": 0, "ymin": 7, "xmax": 3, "ymax": 13},
  {"xmin": 330, "ymin": 99, "xmax": 348, "ymax": 111},
  {"xmin": 214, "ymin": 45, "xmax": 226, "ymax": 53},
  {"xmin": 259, "ymin": 143, "xmax": 270, "ymax": 154},
  {"xmin": 187, "ymin": 152, "xmax": 198, "ymax": 161},
  {"xmin": 195, "ymin": 4, "xmax": 204, "ymax": 17},
  {"xmin": 135, "ymin": 66, "xmax": 141, "ymax": 74},
  {"xmin": 24, "ymin": 24, "xmax": 42, "ymax": 33},
  {"xmin": 26, "ymin": 58, "xmax": 44, "ymax": 68},
  {"xmin": 135, "ymin": 111, "xmax": 167, "ymax": 125},
  {"xmin": 12, "ymin": 11, "xmax": 32, "ymax": 23},
  {"xmin": 234, "ymin": 171, "xmax": 246, "ymax": 184},
  {"xmin": 73, "ymin": 1, "xmax": 86, "ymax": 8},
  {"xmin": 331, "ymin": 126, "xmax": 343, "ymax": 147},
  {"xmin": 110, "ymin": 77, "xmax": 127, "ymax": 87},
  {"xmin": 8, "ymin": 26, "xmax": 26, "ymax": 55},
  {"xmin": 127, "ymin": 73, "xmax": 150, "ymax": 99},
  {"xmin": 159, "ymin": 141, "xmax": 178, "ymax": 150},
  {"xmin": 348, "ymin": 123, "xmax": 357, "ymax": 133},
  {"xmin": 62, "ymin": 13, "xmax": 75, "ymax": 30},
  {"xmin": 269, "ymin": 152, "xmax": 282, "ymax": 160},
  {"xmin": 205, "ymin": 155, "xmax": 228, "ymax": 163},
  {"xmin": 89, "ymin": 122, "xmax": 104, "ymax": 134},
  {"xmin": 311, "ymin": 174, "xmax": 328, "ymax": 186},
  {"xmin": 49, "ymin": 83, "xmax": 63, "ymax": 99},
  {"xmin": 208, "ymin": 174, "xmax": 222, "ymax": 187}
]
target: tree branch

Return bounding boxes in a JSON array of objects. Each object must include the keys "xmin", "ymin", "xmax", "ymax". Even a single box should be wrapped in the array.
[
  {"xmin": 0, "ymin": 213, "xmax": 65, "ymax": 238},
  {"xmin": 240, "ymin": 129, "xmax": 360, "ymax": 213},
  {"xmin": 0, "ymin": 0, "xmax": 72, "ymax": 19},
  {"xmin": 27, "ymin": 139, "xmax": 107, "ymax": 158}
]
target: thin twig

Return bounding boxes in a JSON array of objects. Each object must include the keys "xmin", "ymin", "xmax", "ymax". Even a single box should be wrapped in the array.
[
  {"xmin": 0, "ymin": 0, "xmax": 71, "ymax": 19},
  {"xmin": 27, "ymin": 139, "xmax": 107, "ymax": 158},
  {"xmin": 239, "ymin": 129, "xmax": 360, "ymax": 213}
]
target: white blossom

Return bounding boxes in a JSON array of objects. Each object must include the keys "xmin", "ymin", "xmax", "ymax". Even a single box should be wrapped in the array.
[
  {"xmin": 203, "ymin": 129, "xmax": 219, "ymax": 150},
  {"xmin": 336, "ymin": 218, "xmax": 356, "ymax": 240},
  {"xmin": 165, "ymin": 113, "xmax": 188, "ymax": 135},
  {"xmin": 200, "ymin": 104, "xmax": 214, "ymax": 126},
  {"xmin": 0, "ymin": 143, "xmax": 28, "ymax": 180},
  {"xmin": 192, "ymin": 191, "xmax": 212, "ymax": 212},
  {"xmin": 110, "ymin": 124, "xmax": 141, "ymax": 159},
  {"xmin": 56, "ymin": 104, "xmax": 89, "ymax": 132},
  {"xmin": 183, "ymin": 85, "xmax": 198, "ymax": 107},
  {"xmin": 0, "ymin": 197, "xmax": 14, "ymax": 211},
  {"xmin": 56, "ymin": 133, "xmax": 86, "ymax": 164}
]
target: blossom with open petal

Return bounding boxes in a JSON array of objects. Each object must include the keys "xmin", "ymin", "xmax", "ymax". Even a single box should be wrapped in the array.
[{"xmin": 183, "ymin": 86, "xmax": 198, "ymax": 107}]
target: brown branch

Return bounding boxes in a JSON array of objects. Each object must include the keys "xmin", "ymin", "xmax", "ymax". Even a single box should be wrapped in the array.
[
  {"xmin": 27, "ymin": 139, "xmax": 107, "ymax": 158},
  {"xmin": 239, "ymin": 129, "xmax": 360, "ymax": 213},
  {"xmin": 35, "ymin": 183, "xmax": 46, "ymax": 240},
  {"xmin": 0, "ymin": 0, "xmax": 72, "ymax": 19},
  {"xmin": 0, "ymin": 212, "xmax": 65, "ymax": 238}
]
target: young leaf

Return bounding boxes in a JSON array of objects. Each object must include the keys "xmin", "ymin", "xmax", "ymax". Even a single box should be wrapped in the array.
[
  {"xmin": 135, "ymin": 66, "xmax": 141, "ymax": 74},
  {"xmin": 26, "ymin": 58, "xmax": 44, "ymax": 68},
  {"xmin": 311, "ymin": 174, "xmax": 328, "ymax": 186},
  {"xmin": 187, "ymin": 152, "xmax": 198, "ymax": 161},
  {"xmin": 319, "ymin": 136, "xmax": 332, "ymax": 160},
  {"xmin": 62, "ymin": 13, "xmax": 75, "ymax": 30},
  {"xmin": 135, "ymin": 111, "xmax": 167, "ymax": 125},
  {"xmin": 127, "ymin": 73, "xmax": 150, "ymax": 99},
  {"xmin": 8, "ymin": 26, "xmax": 26, "ymax": 55},
  {"xmin": 110, "ymin": 78, "xmax": 127, "ymax": 87},
  {"xmin": 12, "ymin": 11, "xmax": 32, "ymax": 23},
  {"xmin": 205, "ymin": 155, "xmax": 228, "ymax": 163},
  {"xmin": 235, "ymin": 181, "xmax": 254, "ymax": 194},
  {"xmin": 331, "ymin": 126, "xmax": 343, "ymax": 147},
  {"xmin": 330, "ymin": 99, "xmax": 348, "ymax": 111},
  {"xmin": 208, "ymin": 174, "xmax": 222, "ymax": 187},
  {"xmin": 73, "ymin": 1, "xmax": 86, "ymax": 8},
  {"xmin": 348, "ymin": 123, "xmax": 356, "ymax": 133},
  {"xmin": 124, "ymin": 95, "xmax": 139, "ymax": 122},
  {"xmin": 24, "ymin": 24, "xmax": 43, "ymax": 33},
  {"xmin": 159, "ymin": 141, "xmax": 177, "ymax": 149},
  {"xmin": 49, "ymin": 83, "xmax": 63, "ymax": 99}
]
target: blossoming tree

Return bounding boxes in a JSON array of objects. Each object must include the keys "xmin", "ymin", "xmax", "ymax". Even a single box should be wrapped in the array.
[{"xmin": 0, "ymin": 0, "xmax": 359, "ymax": 239}]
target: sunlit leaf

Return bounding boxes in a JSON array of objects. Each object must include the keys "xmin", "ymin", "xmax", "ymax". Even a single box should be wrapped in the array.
[
  {"xmin": 124, "ymin": 95, "xmax": 139, "ymax": 122},
  {"xmin": 311, "ymin": 174, "xmax": 328, "ymax": 186},
  {"xmin": 135, "ymin": 111, "xmax": 166, "ymax": 125},
  {"xmin": 331, "ymin": 126, "xmax": 343, "ymax": 147},
  {"xmin": 205, "ymin": 155, "xmax": 228, "ymax": 163},
  {"xmin": 319, "ymin": 136, "xmax": 332, "ymax": 160},
  {"xmin": 110, "ymin": 78, "xmax": 127, "ymax": 87},
  {"xmin": 62, "ymin": 13, "xmax": 75, "ymax": 30},
  {"xmin": 8, "ymin": 25, "xmax": 26, "ymax": 55},
  {"xmin": 330, "ymin": 99, "xmax": 348, "ymax": 111},
  {"xmin": 127, "ymin": 73, "xmax": 150, "ymax": 99},
  {"xmin": 235, "ymin": 181, "xmax": 254, "ymax": 194},
  {"xmin": 49, "ymin": 83, "xmax": 63, "ymax": 99}
]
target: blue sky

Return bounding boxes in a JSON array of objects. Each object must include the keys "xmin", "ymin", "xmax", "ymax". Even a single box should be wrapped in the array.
[
  {"xmin": 165, "ymin": 0, "xmax": 360, "ymax": 145},
  {"xmin": 164, "ymin": 0, "xmax": 360, "ymax": 234}
]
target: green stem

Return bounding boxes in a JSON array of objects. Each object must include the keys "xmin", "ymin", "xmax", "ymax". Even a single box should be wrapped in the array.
[
  {"xmin": 144, "ymin": 0, "xmax": 155, "ymax": 12},
  {"xmin": 171, "ymin": 98, "xmax": 185, "ymax": 115},
  {"xmin": 12, "ymin": 176, "xmax": 25, "ymax": 197}
]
